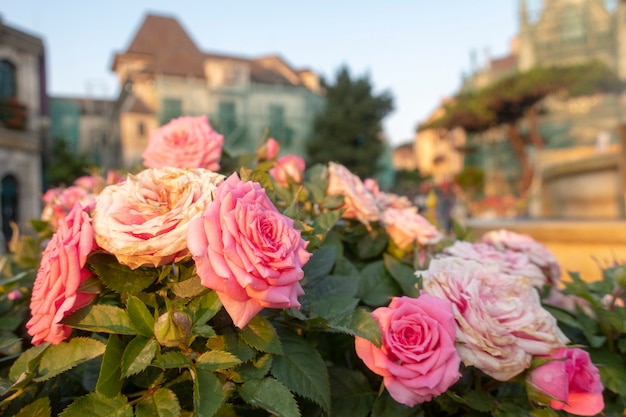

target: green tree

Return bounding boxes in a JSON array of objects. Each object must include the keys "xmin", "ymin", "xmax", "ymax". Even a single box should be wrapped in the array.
[
  {"xmin": 421, "ymin": 60, "xmax": 619, "ymax": 195},
  {"xmin": 306, "ymin": 66, "xmax": 394, "ymax": 179},
  {"xmin": 46, "ymin": 137, "xmax": 94, "ymax": 188}
]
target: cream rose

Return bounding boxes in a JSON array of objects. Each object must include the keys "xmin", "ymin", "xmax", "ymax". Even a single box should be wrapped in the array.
[
  {"xmin": 93, "ymin": 167, "xmax": 224, "ymax": 269},
  {"xmin": 381, "ymin": 208, "xmax": 442, "ymax": 249},
  {"xmin": 327, "ymin": 162, "xmax": 380, "ymax": 225}
]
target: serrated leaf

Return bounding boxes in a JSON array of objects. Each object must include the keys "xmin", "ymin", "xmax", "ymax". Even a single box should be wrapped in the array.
[
  {"xmin": 463, "ymin": 390, "xmax": 496, "ymax": 412},
  {"xmin": 194, "ymin": 324, "xmax": 216, "ymax": 338},
  {"xmin": 329, "ymin": 368, "xmax": 375, "ymax": 417},
  {"xmin": 135, "ymin": 388, "xmax": 181, "ymax": 417},
  {"xmin": 356, "ymin": 229, "xmax": 388, "ymax": 260},
  {"xmin": 196, "ymin": 350, "xmax": 242, "ymax": 371},
  {"xmin": 127, "ymin": 295, "xmax": 155, "ymax": 337},
  {"xmin": 326, "ymin": 307, "xmax": 382, "ymax": 347},
  {"xmin": 193, "ymin": 368, "xmax": 224, "ymax": 417},
  {"xmin": 219, "ymin": 330, "xmax": 256, "ymax": 362},
  {"xmin": 59, "ymin": 392, "xmax": 133, "ymax": 417},
  {"xmin": 35, "ymin": 337, "xmax": 105, "ymax": 382},
  {"xmin": 358, "ymin": 261, "xmax": 401, "ymax": 307},
  {"xmin": 239, "ymin": 315, "xmax": 283, "ymax": 355},
  {"xmin": 97, "ymin": 335, "xmax": 125, "ymax": 398},
  {"xmin": 88, "ymin": 253, "xmax": 156, "ymax": 293},
  {"xmin": 9, "ymin": 342, "xmax": 49, "ymax": 381},
  {"xmin": 189, "ymin": 291, "xmax": 223, "ymax": 325},
  {"xmin": 590, "ymin": 347, "xmax": 626, "ymax": 396},
  {"xmin": 313, "ymin": 210, "xmax": 342, "ymax": 234},
  {"xmin": 240, "ymin": 378, "xmax": 299, "ymax": 417},
  {"xmin": 383, "ymin": 254, "xmax": 419, "ymax": 297},
  {"xmin": 272, "ymin": 330, "xmax": 330, "ymax": 413},
  {"xmin": 371, "ymin": 391, "xmax": 414, "ymax": 417},
  {"xmin": 15, "ymin": 396, "xmax": 51, "ymax": 417},
  {"xmin": 153, "ymin": 351, "xmax": 193, "ymax": 369},
  {"xmin": 310, "ymin": 296, "xmax": 358, "ymax": 321},
  {"xmin": 62, "ymin": 304, "xmax": 136, "ymax": 334},
  {"xmin": 302, "ymin": 244, "xmax": 336, "ymax": 282},
  {"xmin": 171, "ymin": 275, "xmax": 207, "ymax": 298},
  {"xmin": 233, "ymin": 353, "xmax": 273, "ymax": 382},
  {"xmin": 121, "ymin": 336, "xmax": 158, "ymax": 378}
]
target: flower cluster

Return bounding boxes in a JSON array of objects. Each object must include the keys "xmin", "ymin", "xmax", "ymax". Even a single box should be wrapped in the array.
[{"xmin": 0, "ymin": 115, "xmax": 614, "ymax": 417}]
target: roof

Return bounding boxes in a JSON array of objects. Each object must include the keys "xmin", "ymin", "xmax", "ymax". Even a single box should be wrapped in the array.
[
  {"xmin": 124, "ymin": 94, "xmax": 153, "ymax": 114},
  {"xmin": 490, "ymin": 54, "xmax": 518, "ymax": 73},
  {"xmin": 114, "ymin": 14, "xmax": 310, "ymax": 86}
]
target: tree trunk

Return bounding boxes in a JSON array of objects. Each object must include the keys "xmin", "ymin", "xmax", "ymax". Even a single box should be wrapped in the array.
[
  {"xmin": 527, "ymin": 106, "xmax": 544, "ymax": 148},
  {"xmin": 508, "ymin": 122, "xmax": 533, "ymax": 197}
]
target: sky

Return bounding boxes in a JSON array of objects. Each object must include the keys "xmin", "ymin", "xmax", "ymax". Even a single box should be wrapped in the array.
[{"xmin": 2, "ymin": 1, "xmax": 519, "ymax": 146}]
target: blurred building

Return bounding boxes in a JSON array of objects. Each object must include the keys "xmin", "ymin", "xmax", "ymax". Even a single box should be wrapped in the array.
[
  {"xmin": 0, "ymin": 16, "xmax": 46, "ymax": 243},
  {"xmin": 110, "ymin": 13, "xmax": 325, "ymax": 167},
  {"xmin": 49, "ymin": 96, "xmax": 120, "ymax": 169},
  {"xmin": 391, "ymin": 142, "xmax": 418, "ymax": 171}
]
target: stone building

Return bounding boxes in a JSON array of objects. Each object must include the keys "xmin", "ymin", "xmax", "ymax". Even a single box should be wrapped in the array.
[
  {"xmin": 0, "ymin": 16, "xmax": 46, "ymax": 243},
  {"xmin": 110, "ymin": 13, "xmax": 325, "ymax": 168}
]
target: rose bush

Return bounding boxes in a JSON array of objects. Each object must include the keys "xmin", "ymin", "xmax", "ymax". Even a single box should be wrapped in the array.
[{"xmin": 0, "ymin": 116, "xmax": 621, "ymax": 417}]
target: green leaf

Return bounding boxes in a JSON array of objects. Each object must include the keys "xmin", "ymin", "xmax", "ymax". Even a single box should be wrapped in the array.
[
  {"xmin": 313, "ymin": 210, "xmax": 342, "ymax": 234},
  {"xmin": 9, "ymin": 343, "xmax": 49, "ymax": 381},
  {"xmin": 35, "ymin": 337, "xmax": 105, "ymax": 382},
  {"xmin": 326, "ymin": 307, "xmax": 382, "ymax": 347},
  {"xmin": 371, "ymin": 391, "xmax": 414, "ymax": 417},
  {"xmin": 97, "ymin": 335, "xmax": 125, "ymax": 398},
  {"xmin": 463, "ymin": 390, "xmax": 496, "ymax": 412},
  {"xmin": 233, "ymin": 353, "xmax": 273, "ymax": 382},
  {"xmin": 272, "ymin": 330, "xmax": 331, "ymax": 414},
  {"xmin": 88, "ymin": 252, "xmax": 156, "ymax": 294},
  {"xmin": 152, "ymin": 351, "xmax": 193, "ymax": 369},
  {"xmin": 171, "ymin": 275, "xmax": 207, "ymax": 299},
  {"xmin": 590, "ymin": 347, "xmax": 626, "ymax": 396},
  {"xmin": 194, "ymin": 324, "xmax": 216, "ymax": 338},
  {"xmin": 329, "ymin": 368, "xmax": 375, "ymax": 417},
  {"xmin": 127, "ymin": 295, "xmax": 155, "ymax": 337},
  {"xmin": 135, "ymin": 388, "xmax": 181, "ymax": 417},
  {"xmin": 239, "ymin": 378, "xmax": 299, "ymax": 417},
  {"xmin": 193, "ymin": 368, "xmax": 224, "ymax": 417},
  {"xmin": 530, "ymin": 408, "xmax": 559, "ymax": 417},
  {"xmin": 302, "ymin": 244, "xmax": 336, "ymax": 282},
  {"xmin": 62, "ymin": 304, "xmax": 136, "ymax": 335},
  {"xmin": 189, "ymin": 291, "xmax": 223, "ymax": 326},
  {"xmin": 238, "ymin": 315, "xmax": 283, "ymax": 355},
  {"xmin": 59, "ymin": 392, "xmax": 133, "ymax": 417},
  {"xmin": 321, "ymin": 194, "xmax": 344, "ymax": 210},
  {"xmin": 310, "ymin": 296, "xmax": 359, "ymax": 321},
  {"xmin": 358, "ymin": 261, "xmax": 401, "ymax": 307},
  {"xmin": 215, "ymin": 330, "xmax": 256, "ymax": 362},
  {"xmin": 15, "ymin": 396, "xmax": 51, "ymax": 417},
  {"xmin": 383, "ymin": 254, "xmax": 419, "ymax": 297},
  {"xmin": 356, "ymin": 229, "xmax": 388, "ymax": 260},
  {"xmin": 196, "ymin": 350, "xmax": 242, "ymax": 371},
  {"xmin": 121, "ymin": 336, "xmax": 158, "ymax": 378}
]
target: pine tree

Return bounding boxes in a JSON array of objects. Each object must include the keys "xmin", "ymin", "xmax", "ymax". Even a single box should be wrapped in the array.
[{"xmin": 306, "ymin": 66, "xmax": 393, "ymax": 179}]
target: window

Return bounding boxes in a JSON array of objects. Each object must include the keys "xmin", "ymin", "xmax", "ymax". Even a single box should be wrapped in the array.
[
  {"xmin": 138, "ymin": 121, "xmax": 145, "ymax": 137},
  {"xmin": 1, "ymin": 175, "xmax": 18, "ymax": 246},
  {"xmin": 268, "ymin": 104, "xmax": 294, "ymax": 147},
  {"xmin": 160, "ymin": 98, "xmax": 182, "ymax": 125},
  {"xmin": 0, "ymin": 60, "xmax": 17, "ymax": 99},
  {"xmin": 218, "ymin": 101, "xmax": 237, "ymax": 135}
]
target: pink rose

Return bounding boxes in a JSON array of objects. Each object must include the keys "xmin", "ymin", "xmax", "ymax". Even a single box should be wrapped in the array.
[
  {"xmin": 142, "ymin": 116, "xmax": 224, "ymax": 170},
  {"xmin": 327, "ymin": 162, "xmax": 380, "ymax": 225},
  {"xmin": 258, "ymin": 137, "xmax": 280, "ymax": 160},
  {"xmin": 443, "ymin": 241, "xmax": 546, "ymax": 288},
  {"xmin": 528, "ymin": 347, "xmax": 604, "ymax": 416},
  {"xmin": 93, "ymin": 168, "xmax": 224, "ymax": 269},
  {"xmin": 355, "ymin": 295, "xmax": 461, "ymax": 406},
  {"xmin": 269, "ymin": 155, "xmax": 305, "ymax": 187},
  {"xmin": 364, "ymin": 178, "xmax": 413, "ymax": 210},
  {"xmin": 420, "ymin": 257, "xmax": 569, "ymax": 380},
  {"xmin": 482, "ymin": 229, "xmax": 561, "ymax": 284},
  {"xmin": 26, "ymin": 204, "xmax": 97, "ymax": 345},
  {"xmin": 381, "ymin": 208, "xmax": 442, "ymax": 249},
  {"xmin": 188, "ymin": 173, "xmax": 311, "ymax": 328},
  {"xmin": 41, "ymin": 186, "xmax": 93, "ymax": 230}
]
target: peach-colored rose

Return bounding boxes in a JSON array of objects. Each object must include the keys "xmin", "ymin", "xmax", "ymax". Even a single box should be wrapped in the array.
[
  {"xmin": 327, "ymin": 162, "xmax": 380, "ymax": 225},
  {"xmin": 27, "ymin": 204, "xmax": 97, "ymax": 345},
  {"xmin": 364, "ymin": 178, "xmax": 413, "ymax": 210},
  {"xmin": 93, "ymin": 168, "xmax": 224, "ymax": 269},
  {"xmin": 528, "ymin": 347, "xmax": 604, "ymax": 416},
  {"xmin": 41, "ymin": 186, "xmax": 92, "ymax": 230},
  {"xmin": 269, "ymin": 155, "xmax": 305, "ymax": 187},
  {"xmin": 355, "ymin": 295, "xmax": 461, "ymax": 406},
  {"xmin": 187, "ymin": 173, "xmax": 311, "ymax": 328},
  {"xmin": 443, "ymin": 241, "xmax": 546, "ymax": 288},
  {"xmin": 381, "ymin": 208, "xmax": 442, "ymax": 249},
  {"xmin": 257, "ymin": 137, "xmax": 280, "ymax": 160},
  {"xmin": 482, "ymin": 229, "xmax": 561, "ymax": 284},
  {"xmin": 143, "ymin": 116, "xmax": 224, "ymax": 171},
  {"xmin": 420, "ymin": 257, "xmax": 569, "ymax": 381}
]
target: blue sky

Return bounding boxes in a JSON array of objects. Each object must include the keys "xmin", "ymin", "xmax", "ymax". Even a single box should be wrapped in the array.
[{"xmin": 2, "ymin": 1, "xmax": 518, "ymax": 146}]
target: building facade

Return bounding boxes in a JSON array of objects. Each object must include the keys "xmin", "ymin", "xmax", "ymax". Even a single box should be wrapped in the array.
[
  {"xmin": 0, "ymin": 16, "xmax": 46, "ymax": 243},
  {"xmin": 110, "ymin": 14, "xmax": 325, "ymax": 168}
]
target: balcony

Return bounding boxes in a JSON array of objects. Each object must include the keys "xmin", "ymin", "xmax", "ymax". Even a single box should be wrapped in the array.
[{"xmin": 0, "ymin": 98, "xmax": 27, "ymax": 131}]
